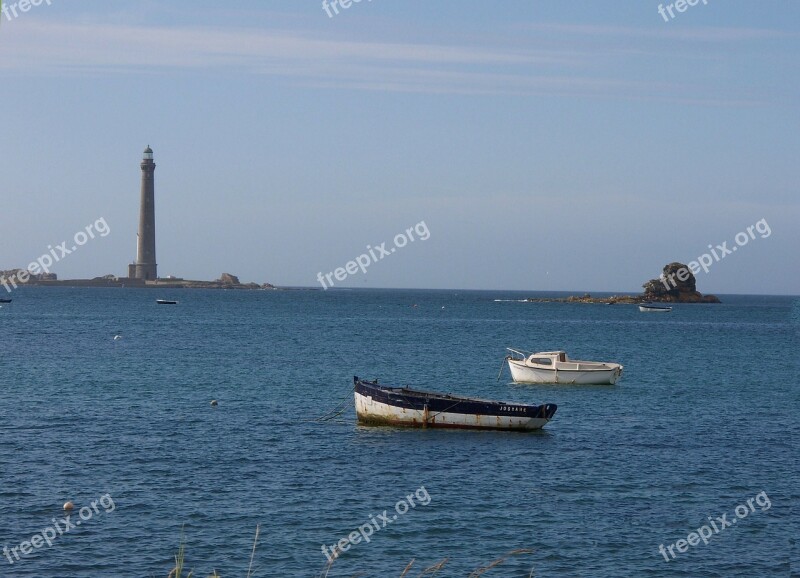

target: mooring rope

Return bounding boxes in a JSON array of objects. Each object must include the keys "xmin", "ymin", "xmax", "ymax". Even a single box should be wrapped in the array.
[
  {"xmin": 496, "ymin": 356, "xmax": 508, "ymax": 381},
  {"xmin": 306, "ymin": 385, "xmax": 356, "ymax": 423}
]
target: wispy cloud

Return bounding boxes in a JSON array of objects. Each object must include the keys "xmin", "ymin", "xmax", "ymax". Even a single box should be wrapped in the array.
[
  {"xmin": 520, "ymin": 22, "xmax": 794, "ymax": 43},
  {"xmin": 0, "ymin": 22, "xmax": 571, "ymax": 71},
  {"xmin": 0, "ymin": 20, "xmax": 790, "ymax": 104}
]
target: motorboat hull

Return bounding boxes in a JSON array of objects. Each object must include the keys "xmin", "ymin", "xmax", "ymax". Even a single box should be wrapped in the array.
[{"xmin": 507, "ymin": 359, "xmax": 622, "ymax": 385}]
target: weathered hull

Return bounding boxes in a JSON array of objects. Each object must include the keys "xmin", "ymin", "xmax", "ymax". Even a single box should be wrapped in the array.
[
  {"xmin": 354, "ymin": 378, "xmax": 556, "ymax": 431},
  {"xmin": 639, "ymin": 305, "xmax": 671, "ymax": 312},
  {"xmin": 507, "ymin": 360, "xmax": 622, "ymax": 385}
]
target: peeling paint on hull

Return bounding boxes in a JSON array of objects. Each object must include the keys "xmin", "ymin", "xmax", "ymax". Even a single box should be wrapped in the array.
[{"xmin": 354, "ymin": 377, "xmax": 556, "ymax": 431}]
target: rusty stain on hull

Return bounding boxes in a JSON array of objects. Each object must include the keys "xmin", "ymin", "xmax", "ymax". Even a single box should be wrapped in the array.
[{"xmin": 356, "ymin": 412, "xmax": 550, "ymax": 431}]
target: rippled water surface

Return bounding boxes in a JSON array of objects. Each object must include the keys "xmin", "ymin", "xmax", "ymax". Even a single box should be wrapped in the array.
[{"xmin": 0, "ymin": 288, "xmax": 796, "ymax": 577}]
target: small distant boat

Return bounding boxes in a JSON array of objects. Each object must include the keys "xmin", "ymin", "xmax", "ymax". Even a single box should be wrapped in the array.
[
  {"xmin": 0, "ymin": 298, "xmax": 11, "ymax": 303},
  {"xmin": 639, "ymin": 303, "xmax": 672, "ymax": 312},
  {"xmin": 156, "ymin": 299, "xmax": 178, "ymax": 305},
  {"xmin": 505, "ymin": 349, "xmax": 623, "ymax": 385},
  {"xmin": 354, "ymin": 377, "xmax": 556, "ymax": 431}
]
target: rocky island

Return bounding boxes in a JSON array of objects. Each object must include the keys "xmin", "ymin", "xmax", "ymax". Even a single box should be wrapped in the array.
[{"xmin": 524, "ymin": 262, "xmax": 721, "ymax": 304}]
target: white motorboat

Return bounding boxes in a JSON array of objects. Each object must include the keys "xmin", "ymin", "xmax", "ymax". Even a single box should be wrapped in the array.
[
  {"xmin": 639, "ymin": 303, "xmax": 672, "ymax": 312},
  {"xmin": 505, "ymin": 349, "xmax": 623, "ymax": 385}
]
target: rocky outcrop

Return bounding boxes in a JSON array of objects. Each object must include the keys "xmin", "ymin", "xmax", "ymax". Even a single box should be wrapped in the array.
[
  {"xmin": 0, "ymin": 268, "xmax": 57, "ymax": 284},
  {"xmin": 525, "ymin": 293, "xmax": 640, "ymax": 304},
  {"xmin": 642, "ymin": 262, "xmax": 720, "ymax": 303},
  {"xmin": 164, "ymin": 274, "xmax": 277, "ymax": 290},
  {"xmin": 217, "ymin": 273, "xmax": 240, "ymax": 285},
  {"xmin": 524, "ymin": 262, "xmax": 721, "ymax": 304}
]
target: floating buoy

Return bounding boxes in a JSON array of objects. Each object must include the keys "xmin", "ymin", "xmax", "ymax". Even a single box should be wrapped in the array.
[
  {"xmin": 210, "ymin": 400, "xmax": 218, "ymax": 407},
  {"xmin": 63, "ymin": 501, "xmax": 74, "ymax": 511}
]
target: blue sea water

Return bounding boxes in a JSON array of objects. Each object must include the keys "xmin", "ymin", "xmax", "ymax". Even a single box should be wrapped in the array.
[{"xmin": 0, "ymin": 288, "xmax": 797, "ymax": 577}]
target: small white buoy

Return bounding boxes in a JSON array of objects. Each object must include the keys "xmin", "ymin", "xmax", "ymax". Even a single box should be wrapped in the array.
[
  {"xmin": 210, "ymin": 400, "xmax": 218, "ymax": 407},
  {"xmin": 63, "ymin": 501, "xmax": 74, "ymax": 511}
]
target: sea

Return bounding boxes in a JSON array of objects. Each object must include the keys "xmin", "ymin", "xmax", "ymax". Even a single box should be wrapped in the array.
[{"xmin": 0, "ymin": 288, "xmax": 796, "ymax": 577}]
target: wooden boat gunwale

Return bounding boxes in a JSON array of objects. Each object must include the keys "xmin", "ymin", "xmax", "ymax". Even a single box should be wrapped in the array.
[{"xmin": 354, "ymin": 376, "xmax": 557, "ymax": 428}]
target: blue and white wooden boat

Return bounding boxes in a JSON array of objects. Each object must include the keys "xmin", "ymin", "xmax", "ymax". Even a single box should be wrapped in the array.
[{"xmin": 354, "ymin": 377, "xmax": 557, "ymax": 431}]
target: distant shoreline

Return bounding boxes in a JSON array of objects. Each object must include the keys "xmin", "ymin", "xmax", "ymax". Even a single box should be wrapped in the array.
[
  {"xmin": 3, "ymin": 279, "xmax": 304, "ymax": 290},
  {"xmin": 3, "ymin": 285, "xmax": 797, "ymax": 297},
  {"xmin": 0, "ymin": 269, "xmax": 281, "ymax": 292}
]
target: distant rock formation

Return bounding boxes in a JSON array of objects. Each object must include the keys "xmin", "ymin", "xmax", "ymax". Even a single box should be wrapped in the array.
[
  {"xmin": 524, "ymin": 262, "xmax": 721, "ymax": 304},
  {"xmin": 525, "ymin": 293, "xmax": 640, "ymax": 304},
  {"xmin": 642, "ymin": 262, "xmax": 721, "ymax": 303},
  {"xmin": 217, "ymin": 273, "xmax": 240, "ymax": 285},
  {"xmin": 209, "ymin": 273, "xmax": 272, "ymax": 289},
  {"xmin": 162, "ymin": 273, "xmax": 272, "ymax": 290},
  {"xmin": 0, "ymin": 268, "xmax": 57, "ymax": 285}
]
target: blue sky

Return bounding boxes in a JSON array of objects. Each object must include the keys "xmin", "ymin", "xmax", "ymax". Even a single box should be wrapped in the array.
[{"xmin": 1, "ymin": 1, "xmax": 797, "ymax": 293}]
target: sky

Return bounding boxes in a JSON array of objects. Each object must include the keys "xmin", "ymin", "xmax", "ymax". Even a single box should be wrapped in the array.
[{"xmin": 1, "ymin": 0, "xmax": 797, "ymax": 294}]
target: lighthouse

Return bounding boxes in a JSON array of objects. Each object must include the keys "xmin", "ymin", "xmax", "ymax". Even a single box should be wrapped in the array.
[{"xmin": 130, "ymin": 146, "xmax": 158, "ymax": 280}]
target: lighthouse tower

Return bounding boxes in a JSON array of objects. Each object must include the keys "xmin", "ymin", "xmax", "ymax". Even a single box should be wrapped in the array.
[{"xmin": 132, "ymin": 146, "xmax": 157, "ymax": 280}]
